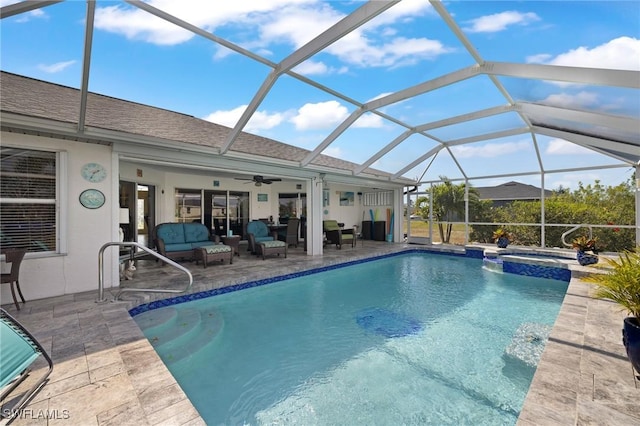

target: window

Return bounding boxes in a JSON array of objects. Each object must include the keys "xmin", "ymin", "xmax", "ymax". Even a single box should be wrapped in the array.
[
  {"xmin": 363, "ymin": 191, "xmax": 393, "ymax": 206},
  {"xmin": 0, "ymin": 148, "xmax": 57, "ymax": 252},
  {"xmin": 174, "ymin": 189, "xmax": 202, "ymax": 223},
  {"xmin": 278, "ymin": 193, "xmax": 307, "ymax": 219}
]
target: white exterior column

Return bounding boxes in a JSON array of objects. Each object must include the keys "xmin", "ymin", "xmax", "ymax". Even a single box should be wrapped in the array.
[{"xmin": 306, "ymin": 175, "xmax": 324, "ymax": 255}]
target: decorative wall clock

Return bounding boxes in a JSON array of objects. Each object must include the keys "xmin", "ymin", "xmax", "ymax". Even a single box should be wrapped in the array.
[
  {"xmin": 81, "ymin": 162, "xmax": 107, "ymax": 183},
  {"xmin": 79, "ymin": 189, "xmax": 105, "ymax": 209}
]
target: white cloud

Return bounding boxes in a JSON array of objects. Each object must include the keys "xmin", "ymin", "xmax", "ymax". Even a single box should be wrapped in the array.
[
  {"xmin": 203, "ymin": 105, "xmax": 285, "ymax": 132},
  {"xmin": 544, "ymin": 36, "xmax": 640, "ymax": 71},
  {"xmin": 93, "ymin": 1, "xmax": 448, "ymax": 69},
  {"xmin": 353, "ymin": 112, "xmax": 384, "ymax": 128},
  {"xmin": 525, "ymin": 53, "xmax": 551, "ymax": 64},
  {"xmin": 450, "ymin": 141, "xmax": 530, "ymax": 159},
  {"xmin": 541, "ymin": 91, "xmax": 598, "ymax": 109},
  {"xmin": 290, "ymin": 100, "xmax": 349, "ymax": 130},
  {"xmin": 464, "ymin": 11, "xmax": 540, "ymax": 33},
  {"xmin": 545, "ymin": 139, "xmax": 596, "ymax": 155},
  {"xmin": 37, "ymin": 60, "xmax": 76, "ymax": 73},
  {"xmin": 549, "ymin": 172, "xmax": 601, "ymax": 190},
  {"xmin": 327, "ymin": 35, "xmax": 450, "ymax": 68},
  {"xmin": 94, "ymin": 4, "xmax": 194, "ymax": 45},
  {"xmin": 293, "ymin": 60, "xmax": 348, "ymax": 76}
]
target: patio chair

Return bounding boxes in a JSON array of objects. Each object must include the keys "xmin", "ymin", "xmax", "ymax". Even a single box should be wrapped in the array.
[
  {"xmin": 323, "ymin": 220, "xmax": 355, "ymax": 249},
  {"xmin": 1, "ymin": 248, "xmax": 27, "ymax": 310},
  {"xmin": 246, "ymin": 220, "xmax": 277, "ymax": 254},
  {"xmin": 278, "ymin": 218, "xmax": 300, "ymax": 248},
  {"xmin": 0, "ymin": 308, "xmax": 53, "ymax": 422}
]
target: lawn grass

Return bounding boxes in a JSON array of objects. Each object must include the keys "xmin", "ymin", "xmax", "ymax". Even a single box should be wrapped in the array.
[{"xmin": 404, "ymin": 221, "xmax": 467, "ymax": 245}]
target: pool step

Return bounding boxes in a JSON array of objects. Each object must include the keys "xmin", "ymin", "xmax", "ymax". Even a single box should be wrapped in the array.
[
  {"xmin": 135, "ymin": 307, "xmax": 179, "ymax": 335},
  {"xmin": 502, "ymin": 322, "xmax": 552, "ymax": 385},
  {"xmin": 137, "ymin": 307, "xmax": 224, "ymax": 365}
]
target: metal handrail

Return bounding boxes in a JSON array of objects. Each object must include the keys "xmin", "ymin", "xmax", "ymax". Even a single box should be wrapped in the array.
[
  {"xmin": 96, "ymin": 242, "xmax": 193, "ymax": 303},
  {"xmin": 561, "ymin": 224, "xmax": 593, "ymax": 248}
]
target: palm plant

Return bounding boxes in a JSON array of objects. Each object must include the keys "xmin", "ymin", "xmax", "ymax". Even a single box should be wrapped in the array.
[
  {"xmin": 571, "ymin": 235, "xmax": 598, "ymax": 253},
  {"xmin": 584, "ymin": 248, "xmax": 640, "ymax": 375},
  {"xmin": 431, "ymin": 177, "xmax": 478, "ymax": 244},
  {"xmin": 492, "ymin": 228, "xmax": 511, "ymax": 241},
  {"xmin": 584, "ymin": 248, "xmax": 640, "ymax": 318}
]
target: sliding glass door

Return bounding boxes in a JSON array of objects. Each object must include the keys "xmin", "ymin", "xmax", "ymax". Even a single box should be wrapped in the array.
[{"xmin": 204, "ymin": 190, "xmax": 250, "ymax": 239}]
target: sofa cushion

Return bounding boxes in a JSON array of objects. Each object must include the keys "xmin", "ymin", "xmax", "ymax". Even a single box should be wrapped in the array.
[
  {"xmin": 164, "ymin": 242, "xmax": 193, "ymax": 252},
  {"xmin": 191, "ymin": 241, "xmax": 216, "ymax": 249},
  {"xmin": 157, "ymin": 224, "xmax": 186, "ymax": 245},
  {"xmin": 254, "ymin": 236, "xmax": 274, "ymax": 243},
  {"xmin": 323, "ymin": 220, "xmax": 341, "ymax": 231},
  {"xmin": 184, "ymin": 222, "xmax": 210, "ymax": 243},
  {"xmin": 202, "ymin": 244, "xmax": 231, "ymax": 254},
  {"xmin": 260, "ymin": 240, "xmax": 285, "ymax": 248}
]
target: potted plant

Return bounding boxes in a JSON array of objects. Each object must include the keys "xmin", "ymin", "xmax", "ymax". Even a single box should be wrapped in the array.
[
  {"xmin": 571, "ymin": 235, "xmax": 599, "ymax": 266},
  {"xmin": 584, "ymin": 249, "xmax": 640, "ymax": 377},
  {"xmin": 492, "ymin": 228, "xmax": 511, "ymax": 248}
]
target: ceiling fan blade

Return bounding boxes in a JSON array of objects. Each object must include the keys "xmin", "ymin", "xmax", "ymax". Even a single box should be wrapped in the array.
[
  {"xmin": 262, "ymin": 178, "xmax": 282, "ymax": 184},
  {"xmin": 234, "ymin": 177, "xmax": 253, "ymax": 181}
]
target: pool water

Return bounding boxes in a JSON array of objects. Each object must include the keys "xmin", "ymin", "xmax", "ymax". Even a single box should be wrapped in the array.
[{"xmin": 133, "ymin": 252, "xmax": 568, "ymax": 425}]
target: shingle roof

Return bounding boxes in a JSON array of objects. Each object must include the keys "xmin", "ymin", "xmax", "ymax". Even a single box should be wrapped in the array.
[
  {"xmin": 475, "ymin": 181, "xmax": 553, "ymax": 201},
  {"xmin": 0, "ymin": 71, "xmax": 407, "ymax": 183}
]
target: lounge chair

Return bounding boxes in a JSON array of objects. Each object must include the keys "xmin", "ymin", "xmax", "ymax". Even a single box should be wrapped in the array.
[
  {"xmin": 0, "ymin": 308, "xmax": 53, "ymax": 422},
  {"xmin": 246, "ymin": 220, "xmax": 277, "ymax": 254},
  {"xmin": 323, "ymin": 220, "xmax": 355, "ymax": 249}
]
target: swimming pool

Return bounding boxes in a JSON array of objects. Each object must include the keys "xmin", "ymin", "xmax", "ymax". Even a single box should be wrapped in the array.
[{"xmin": 133, "ymin": 252, "xmax": 568, "ymax": 425}]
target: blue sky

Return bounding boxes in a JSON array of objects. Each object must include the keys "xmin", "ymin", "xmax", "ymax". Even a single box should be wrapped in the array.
[{"xmin": 1, "ymin": 0, "xmax": 638, "ymax": 190}]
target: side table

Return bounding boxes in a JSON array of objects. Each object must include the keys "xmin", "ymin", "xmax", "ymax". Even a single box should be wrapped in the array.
[{"xmin": 221, "ymin": 235, "xmax": 241, "ymax": 256}]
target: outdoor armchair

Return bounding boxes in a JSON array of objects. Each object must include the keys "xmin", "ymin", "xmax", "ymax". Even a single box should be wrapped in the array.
[
  {"xmin": 323, "ymin": 220, "xmax": 355, "ymax": 249},
  {"xmin": 246, "ymin": 220, "xmax": 277, "ymax": 254}
]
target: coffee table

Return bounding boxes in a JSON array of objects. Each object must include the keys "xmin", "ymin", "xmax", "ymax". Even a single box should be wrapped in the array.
[{"xmin": 221, "ymin": 235, "xmax": 241, "ymax": 256}]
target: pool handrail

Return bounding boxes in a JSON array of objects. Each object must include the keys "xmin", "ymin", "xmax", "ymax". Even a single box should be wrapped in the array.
[
  {"xmin": 97, "ymin": 241, "xmax": 193, "ymax": 303},
  {"xmin": 561, "ymin": 224, "xmax": 593, "ymax": 248}
]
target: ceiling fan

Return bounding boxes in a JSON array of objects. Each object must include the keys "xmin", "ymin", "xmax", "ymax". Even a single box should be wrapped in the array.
[{"xmin": 234, "ymin": 175, "xmax": 282, "ymax": 186}]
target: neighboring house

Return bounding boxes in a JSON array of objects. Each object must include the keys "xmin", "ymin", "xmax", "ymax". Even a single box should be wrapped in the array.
[{"xmin": 475, "ymin": 181, "xmax": 553, "ymax": 207}]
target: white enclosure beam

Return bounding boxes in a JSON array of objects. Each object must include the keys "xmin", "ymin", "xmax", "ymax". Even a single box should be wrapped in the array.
[
  {"xmin": 483, "ymin": 62, "xmax": 640, "ymax": 89},
  {"xmin": 518, "ymin": 102, "xmax": 639, "ymax": 133},
  {"xmin": 364, "ymin": 66, "xmax": 481, "ymax": 111},
  {"xmin": 445, "ymin": 127, "xmax": 529, "ymax": 147},
  {"xmin": 221, "ymin": 0, "xmax": 399, "ymax": 154},
  {"xmin": 533, "ymin": 126, "xmax": 639, "ymax": 164},
  {"xmin": 77, "ymin": 0, "xmax": 96, "ymax": 133},
  {"xmin": 354, "ymin": 130, "xmax": 414, "ymax": 175},
  {"xmin": 415, "ymin": 105, "xmax": 515, "ymax": 132},
  {"xmin": 301, "ymin": 109, "xmax": 365, "ymax": 167},
  {"xmin": 126, "ymin": 0, "xmax": 274, "ymax": 67},
  {"xmin": 392, "ymin": 146, "xmax": 443, "ymax": 180},
  {"xmin": 279, "ymin": 1, "xmax": 399, "ymax": 73},
  {"xmin": 0, "ymin": 0, "xmax": 61, "ymax": 19}
]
